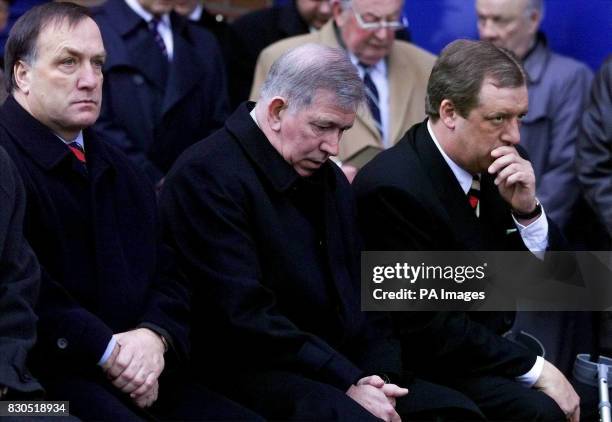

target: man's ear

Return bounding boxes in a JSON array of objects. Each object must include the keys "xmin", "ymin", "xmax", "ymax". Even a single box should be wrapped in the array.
[
  {"xmin": 267, "ymin": 97, "xmax": 287, "ymax": 132},
  {"xmin": 332, "ymin": 0, "xmax": 346, "ymax": 27},
  {"xmin": 13, "ymin": 60, "xmax": 31, "ymax": 95},
  {"xmin": 439, "ymin": 99, "xmax": 458, "ymax": 130},
  {"xmin": 526, "ymin": 8, "xmax": 542, "ymax": 38}
]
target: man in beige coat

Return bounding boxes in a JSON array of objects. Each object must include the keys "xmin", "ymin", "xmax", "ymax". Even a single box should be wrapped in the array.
[{"xmin": 251, "ymin": 0, "xmax": 435, "ymax": 179}]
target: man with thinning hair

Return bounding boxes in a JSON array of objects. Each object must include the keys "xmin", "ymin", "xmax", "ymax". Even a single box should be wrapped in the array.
[
  {"xmin": 355, "ymin": 39, "xmax": 580, "ymax": 421},
  {"xmin": 251, "ymin": 0, "xmax": 434, "ymax": 181},
  {"xmin": 0, "ymin": 3, "xmax": 260, "ymax": 420},
  {"xmin": 161, "ymin": 43, "xmax": 485, "ymax": 420}
]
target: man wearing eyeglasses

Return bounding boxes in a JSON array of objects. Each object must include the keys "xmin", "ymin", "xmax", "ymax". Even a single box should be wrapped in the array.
[{"xmin": 251, "ymin": 0, "xmax": 435, "ymax": 182}]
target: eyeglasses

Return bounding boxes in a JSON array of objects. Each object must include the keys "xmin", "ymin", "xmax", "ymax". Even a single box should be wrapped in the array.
[{"xmin": 352, "ymin": 8, "xmax": 407, "ymax": 31}]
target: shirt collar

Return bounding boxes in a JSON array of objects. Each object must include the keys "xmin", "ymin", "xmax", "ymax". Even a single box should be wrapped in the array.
[
  {"xmin": 56, "ymin": 131, "xmax": 85, "ymax": 150},
  {"xmin": 348, "ymin": 51, "xmax": 386, "ymax": 76},
  {"xmin": 188, "ymin": 3, "xmax": 204, "ymax": 21},
  {"xmin": 427, "ymin": 119, "xmax": 475, "ymax": 194},
  {"xmin": 124, "ymin": 0, "xmax": 171, "ymax": 26}
]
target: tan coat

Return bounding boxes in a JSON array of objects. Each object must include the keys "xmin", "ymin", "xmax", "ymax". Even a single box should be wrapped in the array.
[{"xmin": 250, "ymin": 20, "xmax": 436, "ymax": 162}]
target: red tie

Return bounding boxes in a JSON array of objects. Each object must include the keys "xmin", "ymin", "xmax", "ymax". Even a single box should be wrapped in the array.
[
  {"xmin": 468, "ymin": 175, "xmax": 480, "ymax": 217},
  {"xmin": 68, "ymin": 142, "xmax": 86, "ymax": 163}
]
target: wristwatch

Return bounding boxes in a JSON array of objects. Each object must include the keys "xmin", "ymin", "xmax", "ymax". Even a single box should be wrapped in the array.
[{"xmin": 512, "ymin": 199, "xmax": 542, "ymax": 220}]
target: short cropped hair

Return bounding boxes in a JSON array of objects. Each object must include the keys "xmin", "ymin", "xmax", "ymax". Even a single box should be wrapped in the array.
[
  {"xmin": 4, "ymin": 2, "xmax": 91, "ymax": 94},
  {"xmin": 260, "ymin": 43, "xmax": 365, "ymax": 113},
  {"xmin": 425, "ymin": 39, "xmax": 526, "ymax": 121}
]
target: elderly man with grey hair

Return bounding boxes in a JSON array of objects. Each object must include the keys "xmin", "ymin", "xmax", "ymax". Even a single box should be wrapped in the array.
[
  {"xmin": 161, "ymin": 43, "xmax": 484, "ymax": 421},
  {"xmin": 251, "ymin": 0, "xmax": 435, "ymax": 181}
]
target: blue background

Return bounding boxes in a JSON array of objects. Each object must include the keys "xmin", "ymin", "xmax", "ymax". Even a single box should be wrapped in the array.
[
  {"xmin": 276, "ymin": 0, "xmax": 611, "ymax": 71},
  {"xmin": 2, "ymin": 1, "xmax": 610, "ymax": 71}
]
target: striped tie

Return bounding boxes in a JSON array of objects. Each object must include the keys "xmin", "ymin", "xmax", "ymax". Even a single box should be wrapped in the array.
[
  {"xmin": 68, "ymin": 141, "xmax": 87, "ymax": 175},
  {"xmin": 148, "ymin": 18, "xmax": 168, "ymax": 59},
  {"xmin": 468, "ymin": 175, "xmax": 480, "ymax": 218},
  {"xmin": 359, "ymin": 62, "xmax": 383, "ymax": 139},
  {"xmin": 68, "ymin": 142, "xmax": 86, "ymax": 163}
]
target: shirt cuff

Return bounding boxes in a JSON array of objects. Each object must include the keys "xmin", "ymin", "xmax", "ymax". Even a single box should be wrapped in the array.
[
  {"xmin": 513, "ymin": 205, "xmax": 549, "ymax": 258},
  {"xmin": 97, "ymin": 336, "xmax": 117, "ymax": 366},
  {"xmin": 516, "ymin": 355, "xmax": 544, "ymax": 388}
]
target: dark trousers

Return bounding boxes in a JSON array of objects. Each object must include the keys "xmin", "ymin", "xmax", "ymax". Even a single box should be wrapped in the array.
[
  {"xmin": 42, "ymin": 372, "xmax": 263, "ymax": 421},
  {"xmin": 211, "ymin": 369, "xmax": 485, "ymax": 421},
  {"xmin": 449, "ymin": 375, "xmax": 565, "ymax": 421}
]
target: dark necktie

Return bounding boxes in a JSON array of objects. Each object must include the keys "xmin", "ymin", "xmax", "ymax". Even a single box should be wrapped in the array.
[
  {"xmin": 358, "ymin": 62, "xmax": 383, "ymax": 138},
  {"xmin": 468, "ymin": 174, "xmax": 481, "ymax": 217},
  {"xmin": 148, "ymin": 18, "xmax": 168, "ymax": 59}
]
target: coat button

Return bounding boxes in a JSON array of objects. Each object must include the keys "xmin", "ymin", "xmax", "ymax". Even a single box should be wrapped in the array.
[
  {"xmin": 57, "ymin": 338, "xmax": 68, "ymax": 349},
  {"xmin": 132, "ymin": 74, "xmax": 145, "ymax": 85}
]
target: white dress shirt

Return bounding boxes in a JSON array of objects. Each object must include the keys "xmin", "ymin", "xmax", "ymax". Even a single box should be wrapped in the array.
[{"xmin": 188, "ymin": 3, "xmax": 203, "ymax": 21}]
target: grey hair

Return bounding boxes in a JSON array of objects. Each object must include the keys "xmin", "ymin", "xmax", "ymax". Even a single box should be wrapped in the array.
[{"xmin": 260, "ymin": 43, "xmax": 365, "ymax": 113}]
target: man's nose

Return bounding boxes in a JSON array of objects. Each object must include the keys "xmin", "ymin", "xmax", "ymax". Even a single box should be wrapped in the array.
[
  {"xmin": 479, "ymin": 20, "xmax": 499, "ymax": 41},
  {"xmin": 318, "ymin": 0, "xmax": 331, "ymax": 16},
  {"xmin": 373, "ymin": 26, "xmax": 393, "ymax": 42},
  {"xmin": 321, "ymin": 133, "xmax": 341, "ymax": 156},
  {"xmin": 77, "ymin": 64, "xmax": 100, "ymax": 89},
  {"xmin": 502, "ymin": 118, "xmax": 521, "ymax": 145}
]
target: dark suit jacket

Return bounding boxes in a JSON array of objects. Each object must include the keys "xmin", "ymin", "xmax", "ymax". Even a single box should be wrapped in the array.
[
  {"xmin": 354, "ymin": 120, "xmax": 542, "ymax": 379},
  {"xmin": 93, "ymin": 2, "xmax": 229, "ymax": 182},
  {"xmin": 0, "ymin": 146, "xmax": 42, "ymax": 395},
  {"xmin": 160, "ymin": 103, "xmax": 401, "ymax": 391},
  {"xmin": 0, "ymin": 97, "xmax": 190, "ymax": 378}
]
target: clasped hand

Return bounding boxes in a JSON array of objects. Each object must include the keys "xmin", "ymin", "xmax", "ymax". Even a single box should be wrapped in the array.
[
  {"xmin": 102, "ymin": 328, "xmax": 165, "ymax": 408},
  {"xmin": 347, "ymin": 375, "xmax": 409, "ymax": 422}
]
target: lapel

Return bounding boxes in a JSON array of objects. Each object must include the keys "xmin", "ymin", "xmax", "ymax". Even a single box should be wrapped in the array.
[
  {"xmin": 161, "ymin": 14, "xmax": 207, "ymax": 115},
  {"xmin": 387, "ymin": 43, "xmax": 417, "ymax": 143},
  {"xmin": 412, "ymin": 123, "xmax": 485, "ymax": 250},
  {"xmin": 101, "ymin": 1, "xmax": 168, "ymax": 91}
]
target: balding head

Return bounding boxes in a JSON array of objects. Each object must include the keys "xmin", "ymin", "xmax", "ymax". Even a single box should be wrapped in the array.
[{"xmin": 476, "ymin": 0, "xmax": 542, "ymax": 59}]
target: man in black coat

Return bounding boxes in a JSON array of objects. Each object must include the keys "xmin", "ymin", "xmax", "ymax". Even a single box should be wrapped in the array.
[
  {"xmin": 0, "ymin": 147, "xmax": 42, "ymax": 400},
  {"xmin": 354, "ymin": 39, "xmax": 580, "ymax": 421},
  {"xmin": 161, "ymin": 43, "xmax": 491, "ymax": 421},
  {"xmin": 227, "ymin": 0, "xmax": 331, "ymax": 107},
  {"xmin": 92, "ymin": 0, "xmax": 229, "ymax": 184},
  {"xmin": 0, "ymin": 4, "xmax": 259, "ymax": 420}
]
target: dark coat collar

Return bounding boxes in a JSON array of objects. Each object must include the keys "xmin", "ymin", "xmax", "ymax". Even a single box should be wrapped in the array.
[
  {"xmin": 0, "ymin": 96, "xmax": 112, "ymax": 177},
  {"xmin": 523, "ymin": 32, "xmax": 550, "ymax": 85},
  {"xmin": 225, "ymin": 102, "xmax": 335, "ymax": 193}
]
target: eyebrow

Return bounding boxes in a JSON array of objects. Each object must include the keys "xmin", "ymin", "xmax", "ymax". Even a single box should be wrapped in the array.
[{"xmin": 58, "ymin": 47, "xmax": 107, "ymax": 59}]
